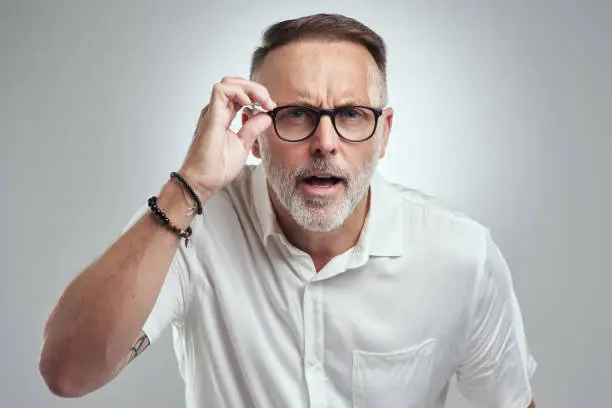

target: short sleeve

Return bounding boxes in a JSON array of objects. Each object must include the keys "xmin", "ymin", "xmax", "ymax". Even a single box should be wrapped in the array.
[
  {"xmin": 122, "ymin": 204, "xmax": 192, "ymax": 344},
  {"xmin": 455, "ymin": 230, "xmax": 537, "ymax": 408}
]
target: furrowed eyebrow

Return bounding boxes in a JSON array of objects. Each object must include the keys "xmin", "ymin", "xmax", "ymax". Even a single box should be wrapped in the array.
[
  {"xmin": 291, "ymin": 89, "xmax": 369, "ymax": 108},
  {"xmin": 292, "ymin": 98, "xmax": 317, "ymax": 107},
  {"xmin": 335, "ymin": 100, "xmax": 368, "ymax": 107},
  {"xmin": 286, "ymin": 99, "xmax": 369, "ymax": 109}
]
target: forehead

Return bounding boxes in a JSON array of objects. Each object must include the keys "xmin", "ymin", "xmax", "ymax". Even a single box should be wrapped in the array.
[{"xmin": 256, "ymin": 40, "xmax": 377, "ymax": 106}]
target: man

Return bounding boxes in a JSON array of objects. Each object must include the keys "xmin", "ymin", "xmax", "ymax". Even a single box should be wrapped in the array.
[{"xmin": 39, "ymin": 13, "xmax": 537, "ymax": 408}]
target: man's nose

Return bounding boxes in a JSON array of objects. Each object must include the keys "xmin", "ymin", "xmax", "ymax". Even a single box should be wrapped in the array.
[{"xmin": 309, "ymin": 115, "xmax": 339, "ymax": 157}]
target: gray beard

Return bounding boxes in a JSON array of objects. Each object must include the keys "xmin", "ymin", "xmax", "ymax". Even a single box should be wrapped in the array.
[{"xmin": 260, "ymin": 143, "xmax": 380, "ymax": 232}]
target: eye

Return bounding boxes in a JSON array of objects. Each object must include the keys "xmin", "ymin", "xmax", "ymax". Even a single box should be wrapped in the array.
[
  {"xmin": 289, "ymin": 110, "xmax": 306, "ymax": 118},
  {"xmin": 277, "ymin": 107, "xmax": 314, "ymax": 121},
  {"xmin": 337, "ymin": 107, "xmax": 366, "ymax": 120}
]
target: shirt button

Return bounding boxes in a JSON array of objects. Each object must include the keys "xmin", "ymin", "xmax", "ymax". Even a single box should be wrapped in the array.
[{"xmin": 307, "ymin": 357, "xmax": 317, "ymax": 367}]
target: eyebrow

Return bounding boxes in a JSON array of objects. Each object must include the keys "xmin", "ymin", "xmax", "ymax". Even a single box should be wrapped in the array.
[
  {"xmin": 292, "ymin": 90, "xmax": 369, "ymax": 107},
  {"xmin": 296, "ymin": 89, "xmax": 316, "ymax": 101}
]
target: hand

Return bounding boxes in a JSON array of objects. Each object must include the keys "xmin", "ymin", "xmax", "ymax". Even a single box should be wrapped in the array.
[{"xmin": 178, "ymin": 76, "xmax": 276, "ymax": 200}]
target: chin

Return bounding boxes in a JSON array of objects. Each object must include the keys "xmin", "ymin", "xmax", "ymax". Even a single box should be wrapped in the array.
[
  {"xmin": 291, "ymin": 204, "xmax": 350, "ymax": 233},
  {"xmin": 299, "ymin": 220, "xmax": 343, "ymax": 233}
]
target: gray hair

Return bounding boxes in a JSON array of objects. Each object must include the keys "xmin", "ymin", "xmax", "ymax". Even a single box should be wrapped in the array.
[{"xmin": 249, "ymin": 13, "xmax": 388, "ymax": 106}]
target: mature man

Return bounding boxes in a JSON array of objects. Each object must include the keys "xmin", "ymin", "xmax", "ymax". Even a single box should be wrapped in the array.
[{"xmin": 39, "ymin": 13, "xmax": 537, "ymax": 408}]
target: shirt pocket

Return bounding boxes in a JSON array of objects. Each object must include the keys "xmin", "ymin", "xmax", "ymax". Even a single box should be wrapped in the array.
[{"xmin": 352, "ymin": 338, "xmax": 437, "ymax": 408}]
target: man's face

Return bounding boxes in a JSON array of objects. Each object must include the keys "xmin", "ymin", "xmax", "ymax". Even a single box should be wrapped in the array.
[{"xmin": 252, "ymin": 40, "xmax": 393, "ymax": 232}]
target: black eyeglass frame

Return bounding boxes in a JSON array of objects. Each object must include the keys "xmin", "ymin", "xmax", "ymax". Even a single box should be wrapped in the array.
[{"xmin": 262, "ymin": 105, "xmax": 384, "ymax": 143}]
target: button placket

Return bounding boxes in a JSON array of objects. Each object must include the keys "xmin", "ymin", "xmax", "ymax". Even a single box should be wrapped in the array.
[{"xmin": 303, "ymin": 280, "xmax": 324, "ymax": 406}]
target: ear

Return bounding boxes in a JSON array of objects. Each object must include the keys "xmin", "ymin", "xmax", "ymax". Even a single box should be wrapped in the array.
[
  {"xmin": 252, "ymin": 139, "xmax": 261, "ymax": 158},
  {"xmin": 242, "ymin": 111, "xmax": 263, "ymax": 158},
  {"xmin": 378, "ymin": 107, "xmax": 393, "ymax": 159}
]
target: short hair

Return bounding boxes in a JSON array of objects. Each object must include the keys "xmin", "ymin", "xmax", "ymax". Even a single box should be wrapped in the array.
[{"xmin": 250, "ymin": 13, "xmax": 388, "ymax": 106}]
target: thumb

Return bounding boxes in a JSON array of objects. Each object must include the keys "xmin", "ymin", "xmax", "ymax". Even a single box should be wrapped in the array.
[{"xmin": 237, "ymin": 113, "xmax": 273, "ymax": 149}]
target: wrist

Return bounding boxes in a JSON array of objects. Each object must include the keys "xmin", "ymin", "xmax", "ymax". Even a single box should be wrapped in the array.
[
  {"xmin": 175, "ymin": 168, "xmax": 215, "ymax": 204},
  {"xmin": 156, "ymin": 180, "xmax": 199, "ymax": 229}
]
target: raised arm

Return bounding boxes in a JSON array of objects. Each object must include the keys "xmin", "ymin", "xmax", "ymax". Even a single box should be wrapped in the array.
[{"xmin": 38, "ymin": 77, "xmax": 276, "ymax": 398}]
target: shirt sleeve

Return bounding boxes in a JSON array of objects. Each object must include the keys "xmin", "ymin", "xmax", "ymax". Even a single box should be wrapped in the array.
[
  {"xmin": 455, "ymin": 230, "xmax": 537, "ymax": 408},
  {"xmin": 122, "ymin": 204, "xmax": 192, "ymax": 344}
]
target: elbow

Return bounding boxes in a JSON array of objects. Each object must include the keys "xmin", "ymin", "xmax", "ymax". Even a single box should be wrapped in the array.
[
  {"xmin": 39, "ymin": 353, "xmax": 90, "ymax": 398},
  {"xmin": 39, "ymin": 365, "xmax": 75, "ymax": 398}
]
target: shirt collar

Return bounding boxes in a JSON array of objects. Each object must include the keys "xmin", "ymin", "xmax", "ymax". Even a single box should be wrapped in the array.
[
  {"xmin": 251, "ymin": 164, "xmax": 404, "ymax": 257},
  {"xmin": 362, "ymin": 170, "xmax": 404, "ymax": 257}
]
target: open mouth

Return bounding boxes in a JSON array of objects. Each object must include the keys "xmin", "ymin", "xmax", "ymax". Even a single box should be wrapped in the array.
[{"xmin": 301, "ymin": 175, "xmax": 344, "ymax": 188}]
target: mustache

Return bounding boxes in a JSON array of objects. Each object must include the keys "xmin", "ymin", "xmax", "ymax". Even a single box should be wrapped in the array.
[{"xmin": 293, "ymin": 159, "xmax": 350, "ymax": 181}]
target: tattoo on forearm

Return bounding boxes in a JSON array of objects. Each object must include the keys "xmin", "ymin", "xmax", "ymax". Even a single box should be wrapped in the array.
[{"xmin": 128, "ymin": 332, "xmax": 150, "ymax": 363}]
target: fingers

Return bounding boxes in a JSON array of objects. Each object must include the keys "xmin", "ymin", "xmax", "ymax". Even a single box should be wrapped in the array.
[
  {"xmin": 236, "ymin": 112, "xmax": 273, "ymax": 150},
  {"xmin": 210, "ymin": 77, "xmax": 275, "ymax": 112},
  {"xmin": 203, "ymin": 80, "xmax": 274, "ymax": 130},
  {"xmin": 218, "ymin": 76, "xmax": 276, "ymax": 110},
  {"xmin": 194, "ymin": 76, "xmax": 275, "ymax": 144}
]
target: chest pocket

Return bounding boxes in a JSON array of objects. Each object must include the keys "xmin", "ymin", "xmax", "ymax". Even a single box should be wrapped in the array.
[{"xmin": 352, "ymin": 338, "xmax": 437, "ymax": 408}]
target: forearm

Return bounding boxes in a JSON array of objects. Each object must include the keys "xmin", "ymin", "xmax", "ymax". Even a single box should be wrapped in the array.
[{"xmin": 39, "ymin": 180, "xmax": 197, "ymax": 397}]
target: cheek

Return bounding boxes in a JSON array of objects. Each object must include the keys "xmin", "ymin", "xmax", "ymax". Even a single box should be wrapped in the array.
[
  {"xmin": 265, "ymin": 138, "xmax": 310, "ymax": 165},
  {"xmin": 348, "ymin": 142, "xmax": 380, "ymax": 165}
]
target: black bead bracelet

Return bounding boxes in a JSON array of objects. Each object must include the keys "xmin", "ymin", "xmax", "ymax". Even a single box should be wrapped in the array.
[
  {"xmin": 170, "ymin": 171, "xmax": 203, "ymax": 215},
  {"xmin": 147, "ymin": 196, "xmax": 193, "ymax": 247}
]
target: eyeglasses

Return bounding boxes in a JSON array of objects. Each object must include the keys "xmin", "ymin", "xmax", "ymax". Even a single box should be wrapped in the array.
[{"xmin": 246, "ymin": 104, "xmax": 383, "ymax": 143}]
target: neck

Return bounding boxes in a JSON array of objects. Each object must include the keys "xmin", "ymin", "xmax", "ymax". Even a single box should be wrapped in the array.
[{"xmin": 269, "ymin": 186, "xmax": 370, "ymax": 263}]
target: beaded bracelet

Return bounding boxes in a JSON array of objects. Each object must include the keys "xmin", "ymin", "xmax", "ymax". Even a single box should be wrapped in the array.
[
  {"xmin": 147, "ymin": 196, "xmax": 193, "ymax": 247},
  {"xmin": 170, "ymin": 171, "xmax": 203, "ymax": 215}
]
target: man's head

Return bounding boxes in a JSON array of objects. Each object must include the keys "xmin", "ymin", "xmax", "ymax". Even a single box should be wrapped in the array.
[{"xmin": 246, "ymin": 14, "xmax": 393, "ymax": 232}]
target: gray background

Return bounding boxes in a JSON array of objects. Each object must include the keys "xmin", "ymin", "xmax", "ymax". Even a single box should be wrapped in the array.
[{"xmin": 1, "ymin": 1, "xmax": 609, "ymax": 407}]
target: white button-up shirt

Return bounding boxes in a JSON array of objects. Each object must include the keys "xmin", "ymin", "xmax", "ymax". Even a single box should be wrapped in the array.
[{"xmin": 125, "ymin": 164, "xmax": 537, "ymax": 408}]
